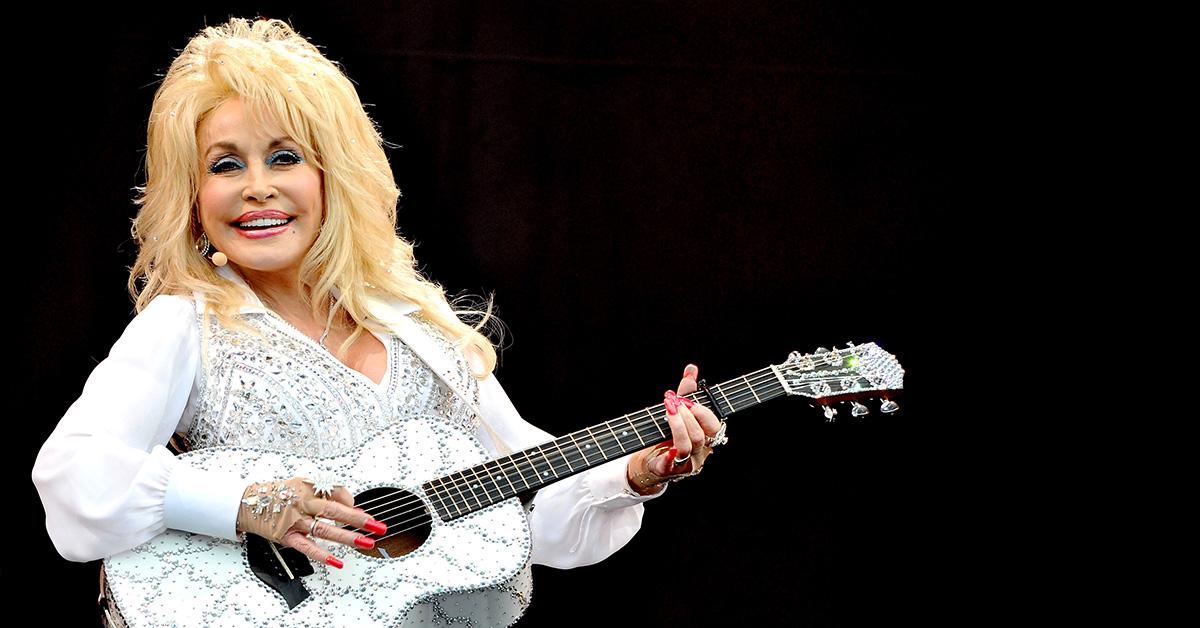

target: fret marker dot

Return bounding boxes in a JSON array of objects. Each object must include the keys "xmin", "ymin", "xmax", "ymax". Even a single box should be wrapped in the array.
[{"xmin": 621, "ymin": 430, "xmax": 628, "ymax": 436}]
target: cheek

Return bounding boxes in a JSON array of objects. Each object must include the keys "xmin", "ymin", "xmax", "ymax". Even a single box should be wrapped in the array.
[
  {"xmin": 196, "ymin": 183, "xmax": 233, "ymax": 232},
  {"xmin": 196, "ymin": 190, "xmax": 217, "ymax": 229}
]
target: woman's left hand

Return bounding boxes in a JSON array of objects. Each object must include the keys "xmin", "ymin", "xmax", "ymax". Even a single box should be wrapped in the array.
[{"xmin": 626, "ymin": 363, "xmax": 726, "ymax": 495}]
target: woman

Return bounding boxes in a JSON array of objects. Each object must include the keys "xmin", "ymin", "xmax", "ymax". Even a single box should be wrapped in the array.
[{"xmin": 32, "ymin": 17, "xmax": 726, "ymax": 626}]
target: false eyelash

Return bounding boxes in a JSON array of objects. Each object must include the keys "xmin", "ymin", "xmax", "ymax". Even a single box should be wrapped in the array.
[{"xmin": 207, "ymin": 149, "xmax": 304, "ymax": 173}]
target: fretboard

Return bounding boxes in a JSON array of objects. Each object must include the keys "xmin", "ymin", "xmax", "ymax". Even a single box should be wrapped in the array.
[{"xmin": 423, "ymin": 367, "xmax": 787, "ymax": 521}]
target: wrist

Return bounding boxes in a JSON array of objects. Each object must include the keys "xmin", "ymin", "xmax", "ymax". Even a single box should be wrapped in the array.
[{"xmin": 626, "ymin": 452, "xmax": 667, "ymax": 496}]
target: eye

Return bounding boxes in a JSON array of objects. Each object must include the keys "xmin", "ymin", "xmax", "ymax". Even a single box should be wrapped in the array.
[
  {"xmin": 269, "ymin": 149, "xmax": 303, "ymax": 166},
  {"xmin": 207, "ymin": 155, "xmax": 242, "ymax": 174},
  {"xmin": 206, "ymin": 150, "xmax": 303, "ymax": 174}
]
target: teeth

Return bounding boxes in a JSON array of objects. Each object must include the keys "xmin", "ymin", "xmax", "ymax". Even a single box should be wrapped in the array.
[{"xmin": 237, "ymin": 217, "xmax": 290, "ymax": 228}]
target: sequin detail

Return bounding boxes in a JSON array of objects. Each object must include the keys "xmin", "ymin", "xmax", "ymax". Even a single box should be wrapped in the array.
[
  {"xmin": 185, "ymin": 310, "xmax": 483, "ymax": 456},
  {"xmin": 100, "ymin": 303, "xmax": 532, "ymax": 626}
]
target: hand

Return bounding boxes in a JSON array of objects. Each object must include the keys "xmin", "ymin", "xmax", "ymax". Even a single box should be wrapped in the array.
[
  {"xmin": 236, "ymin": 476, "xmax": 388, "ymax": 569},
  {"xmin": 626, "ymin": 364, "xmax": 725, "ymax": 495}
]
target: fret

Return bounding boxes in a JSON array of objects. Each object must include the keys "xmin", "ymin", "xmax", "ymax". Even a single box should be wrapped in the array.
[
  {"xmin": 741, "ymin": 376, "xmax": 761, "ymax": 404},
  {"xmin": 440, "ymin": 478, "xmax": 463, "ymax": 519},
  {"xmin": 513, "ymin": 451, "xmax": 538, "ymax": 490},
  {"xmin": 462, "ymin": 468, "xmax": 488, "ymax": 508},
  {"xmin": 455, "ymin": 471, "xmax": 484, "ymax": 511},
  {"xmin": 603, "ymin": 422, "xmax": 631, "ymax": 456},
  {"xmin": 649, "ymin": 409, "xmax": 669, "ymax": 440},
  {"xmin": 473, "ymin": 461, "xmax": 502, "ymax": 504},
  {"xmin": 590, "ymin": 425, "xmax": 619, "ymax": 458},
  {"xmin": 583, "ymin": 427, "xmax": 606, "ymax": 460},
  {"xmin": 563, "ymin": 437, "xmax": 591, "ymax": 469},
  {"xmin": 568, "ymin": 432, "xmax": 598, "ymax": 466},
  {"xmin": 624, "ymin": 414, "xmax": 650, "ymax": 447},
  {"xmin": 549, "ymin": 439, "xmax": 576, "ymax": 474},
  {"xmin": 716, "ymin": 384, "xmax": 734, "ymax": 415},
  {"xmin": 544, "ymin": 442, "xmax": 573, "ymax": 478},
  {"xmin": 425, "ymin": 478, "xmax": 453, "ymax": 519},
  {"xmin": 494, "ymin": 457, "xmax": 523, "ymax": 496},
  {"xmin": 437, "ymin": 475, "xmax": 462, "ymax": 517},
  {"xmin": 527, "ymin": 445, "xmax": 558, "ymax": 484}
]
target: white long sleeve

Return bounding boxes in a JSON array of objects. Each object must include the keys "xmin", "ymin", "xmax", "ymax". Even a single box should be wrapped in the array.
[
  {"xmin": 32, "ymin": 292, "xmax": 666, "ymax": 570},
  {"xmin": 475, "ymin": 372, "xmax": 668, "ymax": 569},
  {"xmin": 31, "ymin": 295, "xmax": 246, "ymax": 562}
]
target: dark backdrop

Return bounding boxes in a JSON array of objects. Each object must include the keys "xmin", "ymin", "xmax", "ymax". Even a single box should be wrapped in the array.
[{"xmin": 16, "ymin": 2, "xmax": 980, "ymax": 625}]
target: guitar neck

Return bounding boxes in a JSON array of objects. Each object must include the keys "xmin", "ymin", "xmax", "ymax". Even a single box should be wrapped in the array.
[{"xmin": 424, "ymin": 368, "xmax": 786, "ymax": 521}]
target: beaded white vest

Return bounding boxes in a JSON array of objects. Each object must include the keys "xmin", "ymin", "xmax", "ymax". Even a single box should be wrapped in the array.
[{"xmin": 180, "ymin": 304, "xmax": 534, "ymax": 626}]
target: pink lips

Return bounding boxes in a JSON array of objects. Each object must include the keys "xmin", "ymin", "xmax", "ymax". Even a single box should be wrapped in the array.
[
  {"xmin": 235, "ymin": 222, "xmax": 292, "ymax": 239},
  {"xmin": 232, "ymin": 210, "xmax": 294, "ymax": 240},
  {"xmin": 232, "ymin": 209, "xmax": 291, "ymax": 224}
]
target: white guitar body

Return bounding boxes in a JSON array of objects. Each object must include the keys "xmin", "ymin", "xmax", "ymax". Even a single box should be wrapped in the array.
[{"xmin": 102, "ymin": 417, "xmax": 534, "ymax": 627}]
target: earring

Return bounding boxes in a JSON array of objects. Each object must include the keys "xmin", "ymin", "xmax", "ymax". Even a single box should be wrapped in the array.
[
  {"xmin": 195, "ymin": 233, "xmax": 228, "ymax": 267},
  {"xmin": 195, "ymin": 233, "xmax": 211, "ymax": 256}
]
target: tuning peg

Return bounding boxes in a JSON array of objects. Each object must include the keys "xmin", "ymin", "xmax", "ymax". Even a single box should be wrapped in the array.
[
  {"xmin": 880, "ymin": 399, "xmax": 899, "ymax": 414},
  {"xmin": 851, "ymin": 401, "xmax": 869, "ymax": 417},
  {"xmin": 823, "ymin": 405, "xmax": 837, "ymax": 422}
]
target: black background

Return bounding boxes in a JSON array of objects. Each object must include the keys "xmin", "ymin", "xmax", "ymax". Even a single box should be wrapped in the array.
[{"xmin": 15, "ymin": 1, "xmax": 989, "ymax": 625}]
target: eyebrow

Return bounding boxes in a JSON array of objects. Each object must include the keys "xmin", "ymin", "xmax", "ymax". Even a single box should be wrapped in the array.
[{"xmin": 204, "ymin": 136, "xmax": 295, "ymax": 158}]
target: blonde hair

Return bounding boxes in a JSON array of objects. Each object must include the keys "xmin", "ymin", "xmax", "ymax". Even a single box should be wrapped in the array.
[{"xmin": 128, "ymin": 17, "xmax": 502, "ymax": 379}]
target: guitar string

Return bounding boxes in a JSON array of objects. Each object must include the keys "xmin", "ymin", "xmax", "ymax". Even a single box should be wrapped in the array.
[
  {"xmin": 337, "ymin": 368, "xmax": 884, "ymax": 539},
  {"xmin": 349, "ymin": 390, "xmax": 767, "ymax": 542},
  {"xmin": 347, "ymin": 366, "xmax": 784, "ymax": 517},
  {"xmin": 337, "ymin": 391, "xmax": 716, "ymax": 535},
  {"xmin": 347, "ymin": 365, "xmax": 884, "ymax": 526},
  {"xmin": 348, "ymin": 366, "xmax": 884, "ymax": 530},
  {"xmin": 346, "ymin": 375, "xmax": 894, "ymax": 544},
  {"xmin": 358, "ymin": 362, "xmax": 876, "ymax": 516}
]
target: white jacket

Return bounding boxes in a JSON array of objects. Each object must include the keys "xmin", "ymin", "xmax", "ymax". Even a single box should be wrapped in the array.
[{"xmin": 32, "ymin": 265, "xmax": 665, "ymax": 568}]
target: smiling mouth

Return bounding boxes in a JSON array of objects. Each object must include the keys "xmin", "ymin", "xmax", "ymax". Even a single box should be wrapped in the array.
[{"xmin": 233, "ymin": 216, "xmax": 296, "ymax": 230}]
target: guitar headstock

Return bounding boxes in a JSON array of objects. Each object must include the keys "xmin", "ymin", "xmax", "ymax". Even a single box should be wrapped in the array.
[{"xmin": 773, "ymin": 342, "xmax": 904, "ymax": 421}]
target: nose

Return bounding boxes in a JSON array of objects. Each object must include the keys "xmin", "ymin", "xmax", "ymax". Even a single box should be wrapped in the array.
[{"xmin": 241, "ymin": 162, "xmax": 277, "ymax": 202}]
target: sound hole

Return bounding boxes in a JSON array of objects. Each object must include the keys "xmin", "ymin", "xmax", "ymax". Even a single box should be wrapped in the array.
[{"xmin": 351, "ymin": 486, "xmax": 431, "ymax": 559}]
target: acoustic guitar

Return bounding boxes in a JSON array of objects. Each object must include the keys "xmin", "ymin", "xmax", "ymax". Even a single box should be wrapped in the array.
[{"xmin": 98, "ymin": 342, "xmax": 904, "ymax": 626}]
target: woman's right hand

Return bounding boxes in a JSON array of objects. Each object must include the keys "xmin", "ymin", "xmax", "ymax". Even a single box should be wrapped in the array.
[{"xmin": 236, "ymin": 477, "xmax": 387, "ymax": 569}]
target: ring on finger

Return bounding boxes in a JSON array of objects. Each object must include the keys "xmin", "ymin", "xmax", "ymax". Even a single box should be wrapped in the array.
[{"xmin": 309, "ymin": 516, "xmax": 336, "ymax": 537}]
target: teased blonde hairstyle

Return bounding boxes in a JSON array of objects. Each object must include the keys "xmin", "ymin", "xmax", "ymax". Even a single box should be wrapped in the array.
[{"xmin": 128, "ymin": 17, "xmax": 502, "ymax": 379}]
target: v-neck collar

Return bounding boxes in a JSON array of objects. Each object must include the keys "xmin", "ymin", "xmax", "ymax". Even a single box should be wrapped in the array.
[{"xmin": 200, "ymin": 265, "xmax": 482, "ymax": 404}]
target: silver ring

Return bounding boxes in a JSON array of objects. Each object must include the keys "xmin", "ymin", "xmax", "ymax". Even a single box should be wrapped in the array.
[{"xmin": 309, "ymin": 518, "xmax": 320, "ymax": 537}]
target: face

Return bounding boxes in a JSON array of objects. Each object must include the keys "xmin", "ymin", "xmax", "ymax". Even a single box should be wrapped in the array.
[{"xmin": 196, "ymin": 97, "xmax": 323, "ymax": 283}]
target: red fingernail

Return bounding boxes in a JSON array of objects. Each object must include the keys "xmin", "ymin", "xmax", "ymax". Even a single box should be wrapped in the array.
[
  {"xmin": 364, "ymin": 518, "xmax": 387, "ymax": 535},
  {"xmin": 326, "ymin": 555, "xmax": 344, "ymax": 569},
  {"xmin": 664, "ymin": 396, "xmax": 678, "ymax": 415},
  {"xmin": 666, "ymin": 447, "xmax": 679, "ymax": 462},
  {"xmin": 355, "ymin": 536, "xmax": 376, "ymax": 549},
  {"xmin": 683, "ymin": 365, "xmax": 697, "ymax": 379}
]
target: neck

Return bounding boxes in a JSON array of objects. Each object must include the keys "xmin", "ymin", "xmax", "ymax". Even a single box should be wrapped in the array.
[
  {"xmin": 423, "ymin": 370, "xmax": 785, "ymax": 522},
  {"xmin": 237, "ymin": 266, "xmax": 318, "ymax": 321}
]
